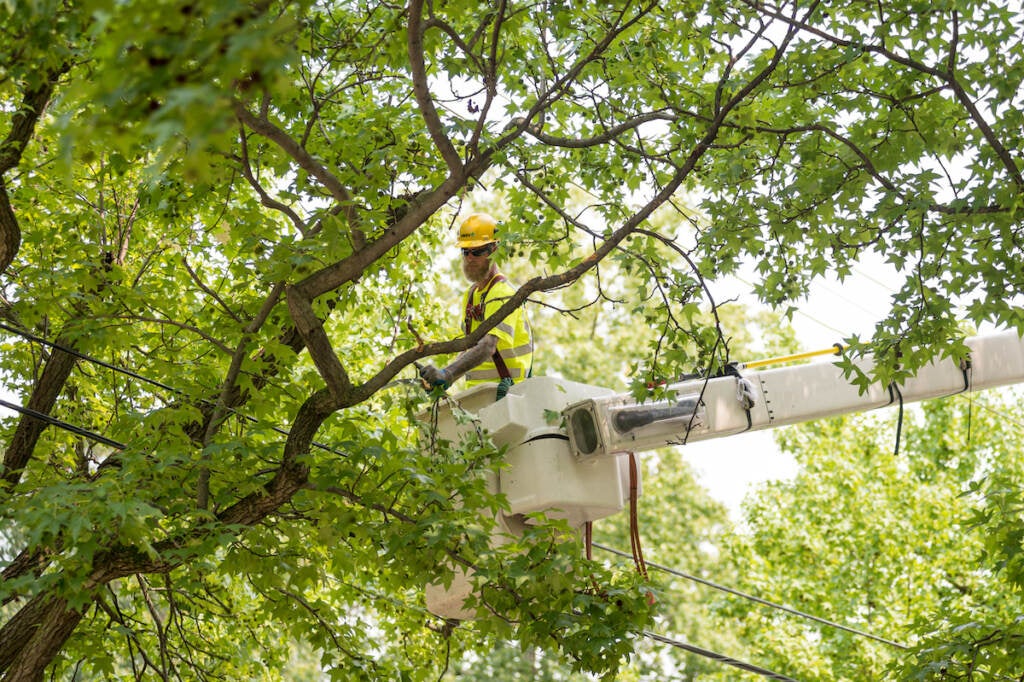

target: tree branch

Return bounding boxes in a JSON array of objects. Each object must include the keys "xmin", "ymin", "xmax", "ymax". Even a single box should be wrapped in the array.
[
  {"xmin": 407, "ymin": 0, "xmax": 464, "ymax": 173},
  {"xmin": 742, "ymin": 0, "xmax": 1024, "ymax": 188},
  {"xmin": 197, "ymin": 283, "xmax": 287, "ymax": 510},
  {"xmin": 235, "ymin": 125, "xmax": 306, "ymax": 235},
  {"xmin": 232, "ymin": 99, "xmax": 365, "ymax": 249},
  {"xmin": 0, "ymin": 63, "xmax": 70, "ymax": 274}
]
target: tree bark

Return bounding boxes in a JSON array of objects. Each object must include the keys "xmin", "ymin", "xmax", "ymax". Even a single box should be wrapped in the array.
[
  {"xmin": 0, "ymin": 64, "xmax": 68, "ymax": 275},
  {"xmin": 1, "ymin": 347, "xmax": 78, "ymax": 489},
  {"xmin": 0, "ymin": 181, "xmax": 19, "ymax": 277},
  {"xmin": 0, "ymin": 595, "xmax": 83, "ymax": 682}
]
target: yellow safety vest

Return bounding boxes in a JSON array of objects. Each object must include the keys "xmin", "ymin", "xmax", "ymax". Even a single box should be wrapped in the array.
[{"xmin": 462, "ymin": 273, "xmax": 533, "ymax": 387}]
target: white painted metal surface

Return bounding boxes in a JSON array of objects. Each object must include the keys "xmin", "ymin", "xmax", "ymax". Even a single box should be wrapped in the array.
[
  {"xmin": 419, "ymin": 376, "xmax": 630, "ymax": 619},
  {"xmin": 564, "ymin": 330, "xmax": 1024, "ymax": 459},
  {"xmin": 422, "ymin": 330, "xmax": 1024, "ymax": 618}
]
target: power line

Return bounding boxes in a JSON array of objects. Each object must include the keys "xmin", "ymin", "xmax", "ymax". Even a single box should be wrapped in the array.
[
  {"xmin": 0, "ymin": 398, "xmax": 126, "ymax": 450},
  {"xmin": 850, "ymin": 264, "xmax": 900, "ymax": 294},
  {"xmin": 957, "ymin": 393, "xmax": 1024, "ymax": 430},
  {"xmin": 0, "ymin": 321, "xmax": 352, "ymax": 459},
  {"xmin": 0, "ymin": 320, "xmax": 181, "ymax": 396},
  {"xmin": 642, "ymin": 630, "xmax": 799, "ymax": 681},
  {"xmin": 811, "ymin": 279, "xmax": 882, "ymax": 320},
  {"xmin": 729, "ymin": 272, "xmax": 850, "ymax": 338},
  {"xmin": 594, "ymin": 543, "xmax": 907, "ymax": 650}
]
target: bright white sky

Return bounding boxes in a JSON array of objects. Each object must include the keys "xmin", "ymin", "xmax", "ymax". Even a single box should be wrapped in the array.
[
  {"xmin": 686, "ymin": 246, "xmax": 1020, "ymax": 519},
  {"xmin": 681, "ymin": 255, "xmax": 901, "ymax": 518}
]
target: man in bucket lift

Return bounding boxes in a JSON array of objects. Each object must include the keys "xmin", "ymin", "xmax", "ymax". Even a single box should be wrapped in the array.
[{"xmin": 419, "ymin": 213, "xmax": 534, "ymax": 400}]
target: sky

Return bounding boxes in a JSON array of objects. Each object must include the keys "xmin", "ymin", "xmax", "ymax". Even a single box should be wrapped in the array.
[
  {"xmin": 685, "ymin": 250, "xmax": 1022, "ymax": 518},
  {"xmin": 679, "ymin": 257, "xmax": 900, "ymax": 518}
]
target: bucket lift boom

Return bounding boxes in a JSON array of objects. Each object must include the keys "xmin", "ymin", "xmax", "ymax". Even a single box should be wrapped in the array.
[
  {"xmin": 420, "ymin": 329, "xmax": 1024, "ymax": 619},
  {"xmin": 562, "ymin": 329, "xmax": 1024, "ymax": 460}
]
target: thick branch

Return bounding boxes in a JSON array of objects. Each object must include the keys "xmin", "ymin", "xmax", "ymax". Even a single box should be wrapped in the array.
[
  {"xmin": 292, "ymin": 173, "xmax": 475, "ymax": 300},
  {"xmin": 284, "ymin": 169, "xmax": 486, "ymax": 403},
  {"xmin": 1, "ymin": 343, "xmax": 78, "ymax": 490},
  {"xmin": 232, "ymin": 100, "xmax": 365, "ymax": 249},
  {"xmin": 407, "ymin": 0, "xmax": 464, "ymax": 173},
  {"xmin": 286, "ymin": 285, "xmax": 353, "ymax": 402},
  {"xmin": 0, "ymin": 595, "xmax": 84, "ymax": 681},
  {"xmin": 0, "ymin": 182, "xmax": 19, "ymax": 278},
  {"xmin": 0, "ymin": 65, "xmax": 69, "ymax": 274}
]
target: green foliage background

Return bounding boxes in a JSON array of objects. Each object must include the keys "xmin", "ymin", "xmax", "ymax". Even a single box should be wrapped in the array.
[{"xmin": 0, "ymin": 0, "xmax": 1022, "ymax": 679}]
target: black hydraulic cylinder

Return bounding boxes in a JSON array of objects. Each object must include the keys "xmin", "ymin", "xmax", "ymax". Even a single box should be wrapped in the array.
[{"xmin": 611, "ymin": 396, "xmax": 701, "ymax": 433}]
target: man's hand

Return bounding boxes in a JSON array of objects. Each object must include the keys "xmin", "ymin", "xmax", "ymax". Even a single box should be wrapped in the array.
[{"xmin": 419, "ymin": 364, "xmax": 451, "ymax": 389}]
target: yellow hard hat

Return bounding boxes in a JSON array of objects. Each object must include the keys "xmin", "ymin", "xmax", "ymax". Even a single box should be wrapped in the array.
[{"xmin": 457, "ymin": 213, "xmax": 499, "ymax": 248}]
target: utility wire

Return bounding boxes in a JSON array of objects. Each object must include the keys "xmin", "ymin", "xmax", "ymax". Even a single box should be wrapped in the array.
[
  {"xmin": 0, "ymin": 321, "xmax": 352, "ymax": 459},
  {"xmin": 0, "ymin": 398, "xmax": 126, "ymax": 450},
  {"xmin": 0, "ymin": 320, "xmax": 181, "ymax": 396},
  {"xmin": 850, "ymin": 264, "xmax": 900, "ymax": 295},
  {"xmin": 956, "ymin": 393, "xmax": 1024, "ymax": 430},
  {"xmin": 730, "ymin": 273, "xmax": 848, "ymax": 337},
  {"xmin": 642, "ymin": 630, "xmax": 799, "ymax": 682},
  {"xmin": 594, "ymin": 543, "xmax": 907, "ymax": 650}
]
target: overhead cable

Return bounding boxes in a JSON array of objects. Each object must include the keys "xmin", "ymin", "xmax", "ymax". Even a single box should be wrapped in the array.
[
  {"xmin": 956, "ymin": 394, "xmax": 1024, "ymax": 430},
  {"xmin": 0, "ymin": 322, "xmax": 350, "ymax": 459},
  {"xmin": 0, "ymin": 398, "xmax": 126, "ymax": 450},
  {"xmin": 0, "ymin": 320, "xmax": 180, "ymax": 395},
  {"xmin": 594, "ymin": 543, "xmax": 907, "ymax": 650},
  {"xmin": 642, "ymin": 630, "xmax": 798, "ymax": 681}
]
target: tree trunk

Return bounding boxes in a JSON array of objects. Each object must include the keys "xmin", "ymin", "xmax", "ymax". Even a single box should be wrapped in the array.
[
  {"xmin": 0, "ymin": 595, "xmax": 84, "ymax": 682},
  {"xmin": 2, "ymin": 347, "xmax": 78, "ymax": 488},
  {"xmin": 0, "ymin": 181, "xmax": 19, "ymax": 276}
]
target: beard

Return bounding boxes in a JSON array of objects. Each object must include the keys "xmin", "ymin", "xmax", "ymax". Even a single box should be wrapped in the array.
[{"xmin": 462, "ymin": 258, "xmax": 491, "ymax": 283}]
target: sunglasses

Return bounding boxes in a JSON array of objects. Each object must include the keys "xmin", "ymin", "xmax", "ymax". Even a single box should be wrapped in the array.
[{"xmin": 461, "ymin": 245, "xmax": 493, "ymax": 257}]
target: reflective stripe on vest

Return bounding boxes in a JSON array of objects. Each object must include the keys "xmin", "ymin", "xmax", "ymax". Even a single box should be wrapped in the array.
[
  {"xmin": 461, "ymin": 274, "xmax": 534, "ymax": 388},
  {"xmin": 464, "ymin": 273, "xmax": 514, "ymax": 380}
]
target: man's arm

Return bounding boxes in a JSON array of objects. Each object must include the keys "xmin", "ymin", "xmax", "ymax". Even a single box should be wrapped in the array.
[{"xmin": 420, "ymin": 334, "xmax": 498, "ymax": 388}]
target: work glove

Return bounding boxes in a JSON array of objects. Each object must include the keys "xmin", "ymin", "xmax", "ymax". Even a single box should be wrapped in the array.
[
  {"xmin": 495, "ymin": 376, "xmax": 514, "ymax": 401},
  {"xmin": 419, "ymin": 364, "xmax": 451, "ymax": 390}
]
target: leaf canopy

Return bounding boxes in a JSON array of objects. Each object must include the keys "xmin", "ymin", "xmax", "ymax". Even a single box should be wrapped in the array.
[{"xmin": 0, "ymin": 0, "xmax": 1022, "ymax": 679}]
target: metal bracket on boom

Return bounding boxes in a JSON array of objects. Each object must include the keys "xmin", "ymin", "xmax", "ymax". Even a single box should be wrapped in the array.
[
  {"xmin": 567, "ymin": 393, "xmax": 706, "ymax": 460},
  {"xmin": 564, "ymin": 329, "xmax": 1024, "ymax": 460}
]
